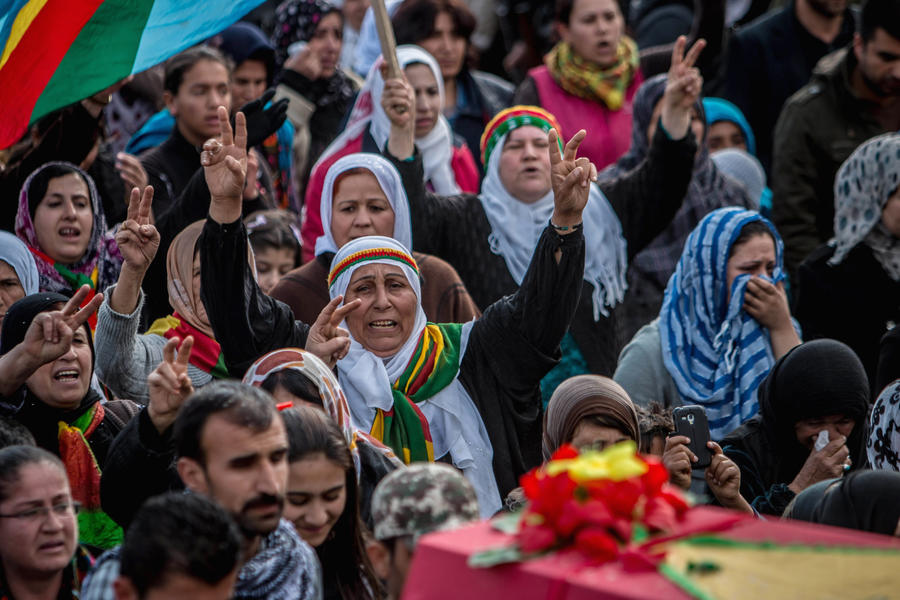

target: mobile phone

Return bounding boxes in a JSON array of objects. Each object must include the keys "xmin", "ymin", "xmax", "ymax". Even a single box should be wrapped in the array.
[{"xmin": 672, "ymin": 405, "xmax": 712, "ymax": 469}]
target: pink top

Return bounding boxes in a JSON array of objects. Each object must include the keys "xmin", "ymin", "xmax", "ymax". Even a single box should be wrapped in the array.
[{"xmin": 529, "ymin": 66, "xmax": 643, "ymax": 171}]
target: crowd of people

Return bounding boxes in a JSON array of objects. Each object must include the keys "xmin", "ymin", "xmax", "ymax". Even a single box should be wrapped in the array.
[{"xmin": 0, "ymin": 0, "xmax": 898, "ymax": 597}]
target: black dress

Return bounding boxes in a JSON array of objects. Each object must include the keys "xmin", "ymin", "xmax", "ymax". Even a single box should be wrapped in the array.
[
  {"xmin": 795, "ymin": 243, "xmax": 900, "ymax": 397},
  {"xmin": 197, "ymin": 217, "xmax": 585, "ymax": 499},
  {"xmin": 388, "ymin": 125, "xmax": 696, "ymax": 376}
]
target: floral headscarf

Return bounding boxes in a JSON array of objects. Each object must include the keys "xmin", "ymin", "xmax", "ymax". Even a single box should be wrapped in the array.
[
  {"xmin": 242, "ymin": 347, "xmax": 399, "ymax": 478},
  {"xmin": 830, "ymin": 133, "xmax": 900, "ymax": 281},
  {"xmin": 15, "ymin": 162, "xmax": 122, "ymax": 296},
  {"xmin": 868, "ymin": 379, "xmax": 900, "ymax": 471}
]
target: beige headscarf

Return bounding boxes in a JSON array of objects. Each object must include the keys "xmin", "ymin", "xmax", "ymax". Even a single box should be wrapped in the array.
[
  {"xmin": 542, "ymin": 375, "xmax": 640, "ymax": 460},
  {"xmin": 166, "ymin": 220, "xmax": 256, "ymax": 337}
]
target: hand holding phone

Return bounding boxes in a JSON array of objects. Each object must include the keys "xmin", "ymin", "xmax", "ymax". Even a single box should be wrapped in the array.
[{"xmin": 672, "ymin": 405, "xmax": 712, "ymax": 469}]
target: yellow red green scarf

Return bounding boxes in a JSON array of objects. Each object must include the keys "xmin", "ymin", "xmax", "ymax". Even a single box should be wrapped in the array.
[
  {"xmin": 146, "ymin": 313, "xmax": 229, "ymax": 379},
  {"xmin": 58, "ymin": 403, "xmax": 123, "ymax": 550},
  {"xmin": 544, "ymin": 38, "xmax": 639, "ymax": 110},
  {"xmin": 370, "ymin": 323, "xmax": 463, "ymax": 464}
]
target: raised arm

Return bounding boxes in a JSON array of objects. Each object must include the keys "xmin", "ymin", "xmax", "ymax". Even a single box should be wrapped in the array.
[
  {"xmin": 380, "ymin": 73, "xmax": 483, "ymax": 258},
  {"xmin": 0, "ymin": 286, "xmax": 103, "ymax": 398},
  {"xmin": 95, "ymin": 186, "xmax": 168, "ymax": 402},
  {"xmin": 466, "ymin": 129, "xmax": 590, "ymax": 383},
  {"xmin": 196, "ymin": 108, "xmax": 310, "ymax": 375},
  {"xmin": 601, "ymin": 36, "xmax": 705, "ymax": 259}
]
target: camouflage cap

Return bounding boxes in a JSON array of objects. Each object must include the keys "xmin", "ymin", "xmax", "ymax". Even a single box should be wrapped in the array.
[{"xmin": 371, "ymin": 463, "xmax": 480, "ymax": 544}]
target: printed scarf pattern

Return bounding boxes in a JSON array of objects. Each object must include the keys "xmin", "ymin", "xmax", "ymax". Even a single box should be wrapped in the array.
[
  {"xmin": 146, "ymin": 313, "xmax": 229, "ymax": 378},
  {"xmin": 545, "ymin": 38, "xmax": 639, "ymax": 110},
  {"xmin": 58, "ymin": 404, "xmax": 123, "ymax": 550},
  {"xmin": 371, "ymin": 323, "xmax": 463, "ymax": 463},
  {"xmin": 29, "ymin": 247, "xmax": 99, "ymax": 329}
]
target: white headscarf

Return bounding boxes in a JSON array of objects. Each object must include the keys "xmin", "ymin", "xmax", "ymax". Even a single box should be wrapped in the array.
[
  {"xmin": 314, "ymin": 152, "xmax": 412, "ymax": 257},
  {"xmin": 0, "ymin": 231, "xmax": 39, "ymax": 296},
  {"xmin": 328, "ymin": 235, "xmax": 501, "ymax": 517},
  {"xmin": 479, "ymin": 131, "xmax": 629, "ymax": 319},
  {"xmin": 315, "ymin": 45, "xmax": 461, "ymax": 195}
]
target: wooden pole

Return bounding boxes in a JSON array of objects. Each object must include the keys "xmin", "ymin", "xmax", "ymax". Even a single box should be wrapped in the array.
[{"xmin": 371, "ymin": 0, "xmax": 401, "ymax": 79}]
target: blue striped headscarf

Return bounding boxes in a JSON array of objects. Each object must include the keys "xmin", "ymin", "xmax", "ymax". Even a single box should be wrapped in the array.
[{"xmin": 660, "ymin": 207, "xmax": 795, "ymax": 439}]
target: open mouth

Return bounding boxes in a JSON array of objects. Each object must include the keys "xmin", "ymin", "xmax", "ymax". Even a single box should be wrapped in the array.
[
  {"xmin": 38, "ymin": 540, "xmax": 66, "ymax": 552},
  {"xmin": 58, "ymin": 227, "xmax": 81, "ymax": 239},
  {"xmin": 369, "ymin": 320, "xmax": 397, "ymax": 329},
  {"xmin": 521, "ymin": 166, "xmax": 542, "ymax": 176},
  {"xmin": 53, "ymin": 370, "xmax": 80, "ymax": 383}
]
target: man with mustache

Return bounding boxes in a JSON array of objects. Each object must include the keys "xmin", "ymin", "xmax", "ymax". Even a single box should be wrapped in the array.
[
  {"xmin": 771, "ymin": 0, "xmax": 900, "ymax": 282},
  {"xmin": 85, "ymin": 379, "xmax": 322, "ymax": 600}
]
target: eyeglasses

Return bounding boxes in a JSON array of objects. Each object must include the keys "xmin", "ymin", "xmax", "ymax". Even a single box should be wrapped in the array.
[{"xmin": 0, "ymin": 501, "xmax": 81, "ymax": 522}]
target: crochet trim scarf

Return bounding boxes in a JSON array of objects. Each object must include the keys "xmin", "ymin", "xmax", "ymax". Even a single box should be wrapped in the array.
[
  {"xmin": 371, "ymin": 323, "xmax": 463, "ymax": 463},
  {"xmin": 544, "ymin": 38, "xmax": 639, "ymax": 110},
  {"xmin": 59, "ymin": 403, "xmax": 123, "ymax": 550},
  {"xmin": 146, "ymin": 313, "xmax": 229, "ymax": 378}
]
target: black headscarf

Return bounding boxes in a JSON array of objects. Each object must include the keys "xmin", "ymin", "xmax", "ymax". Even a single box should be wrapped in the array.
[
  {"xmin": 810, "ymin": 470, "xmax": 900, "ymax": 536},
  {"xmin": 0, "ymin": 293, "xmax": 100, "ymax": 455},
  {"xmin": 721, "ymin": 340, "xmax": 870, "ymax": 490},
  {"xmin": 208, "ymin": 22, "xmax": 277, "ymax": 84},
  {"xmin": 271, "ymin": 0, "xmax": 355, "ymax": 108}
]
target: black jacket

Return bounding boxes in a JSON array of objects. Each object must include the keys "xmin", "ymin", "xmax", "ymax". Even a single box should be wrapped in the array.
[
  {"xmin": 720, "ymin": 0, "xmax": 856, "ymax": 175},
  {"xmin": 771, "ymin": 48, "xmax": 890, "ymax": 280},
  {"xmin": 795, "ymin": 243, "xmax": 900, "ymax": 396},
  {"xmin": 391, "ymin": 125, "xmax": 696, "ymax": 376},
  {"xmin": 197, "ymin": 217, "xmax": 585, "ymax": 500},
  {"xmin": 139, "ymin": 127, "xmax": 201, "ymax": 217}
]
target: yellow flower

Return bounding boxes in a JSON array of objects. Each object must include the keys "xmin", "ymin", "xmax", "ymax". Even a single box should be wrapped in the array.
[{"xmin": 544, "ymin": 441, "xmax": 647, "ymax": 483}]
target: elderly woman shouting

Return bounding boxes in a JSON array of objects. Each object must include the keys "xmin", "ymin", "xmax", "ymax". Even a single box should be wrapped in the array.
[{"xmin": 197, "ymin": 107, "xmax": 592, "ymax": 515}]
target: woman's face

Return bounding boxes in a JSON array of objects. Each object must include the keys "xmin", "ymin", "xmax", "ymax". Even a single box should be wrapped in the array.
[
  {"xmin": 330, "ymin": 172, "xmax": 395, "ymax": 247},
  {"xmin": 309, "ymin": 12, "xmax": 343, "ymax": 78},
  {"xmin": 418, "ymin": 12, "xmax": 467, "ymax": 80},
  {"xmin": 0, "ymin": 260, "xmax": 25, "ymax": 329},
  {"xmin": 559, "ymin": 0, "xmax": 624, "ymax": 68},
  {"xmin": 0, "ymin": 462, "xmax": 77, "ymax": 579},
  {"xmin": 794, "ymin": 414, "xmax": 855, "ymax": 450},
  {"xmin": 24, "ymin": 324, "xmax": 92, "ymax": 410},
  {"xmin": 284, "ymin": 452, "xmax": 347, "ymax": 547},
  {"xmin": 254, "ymin": 247, "xmax": 296, "ymax": 295},
  {"xmin": 498, "ymin": 126, "xmax": 553, "ymax": 204},
  {"xmin": 343, "ymin": 263, "xmax": 418, "ymax": 358},
  {"xmin": 707, "ymin": 121, "xmax": 747, "ymax": 153},
  {"xmin": 569, "ymin": 419, "xmax": 631, "ymax": 452},
  {"xmin": 33, "ymin": 173, "xmax": 93, "ymax": 265},
  {"xmin": 725, "ymin": 234, "xmax": 775, "ymax": 291},
  {"xmin": 406, "ymin": 63, "xmax": 442, "ymax": 139},
  {"xmin": 881, "ymin": 187, "xmax": 900, "ymax": 237}
]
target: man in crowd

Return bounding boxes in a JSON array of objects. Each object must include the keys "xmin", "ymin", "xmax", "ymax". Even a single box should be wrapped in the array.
[
  {"xmin": 721, "ymin": 0, "xmax": 856, "ymax": 174},
  {"xmin": 139, "ymin": 47, "xmax": 232, "ymax": 216},
  {"xmin": 88, "ymin": 381, "xmax": 322, "ymax": 600},
  {"xmin": 370, "ymin": 464, "xmax": 480, "ymax": 600},
  {"xmin": 771, "ymin": 0, "xmax": 900, "ymax": 280},
  {"xmin": 110, "ymin": 493, "xmax": 242, "ymax": 600}
]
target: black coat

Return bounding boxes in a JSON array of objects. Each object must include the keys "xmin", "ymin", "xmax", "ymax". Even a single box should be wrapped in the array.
[
  {"xmin": 139, "ymin": 127, "xmax": 200, "ymax": 218},
  {"xmin": 197, "ymin": 217, "xmax": 585, "ymax": 500},
  {"xmin": 795, "ymin": 243, "xmax": 900, "ymax": 396},
  {"xmin": 719, "ymin": 0, "xmax": 856, "ymax": 175},
  {"xmin": 392, "ymin": 125, "xmax": 695, "ymax": 376}
]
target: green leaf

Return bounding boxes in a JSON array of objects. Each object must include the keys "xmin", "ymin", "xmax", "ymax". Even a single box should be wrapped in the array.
[
  {"xmin": 468, "ymin": 545, "xmax": 525, "ymax": 568},
  {"xmin": 490, "ymin": 511, "xmax": 523, "ymax": 535}
]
